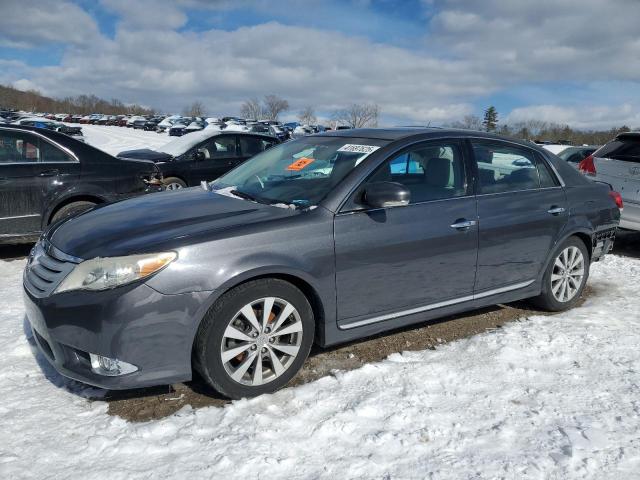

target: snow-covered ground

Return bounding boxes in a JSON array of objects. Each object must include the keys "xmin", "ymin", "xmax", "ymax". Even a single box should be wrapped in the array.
[
  {"xmin": 2, "ymin": 254, "xmax": 640, "ymax": 479},
  {"xmin": 78, "ymin": 124, "xmax": 172, "ymax": 155}
]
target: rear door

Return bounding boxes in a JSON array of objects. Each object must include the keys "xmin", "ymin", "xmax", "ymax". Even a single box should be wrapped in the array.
[
  {"xmin": 0, "ymin": 130, "xmax": 43, "ymax": 235},
  {"xmin": 189, "ymin": 134, "xmax": 239, "ymax": 184},
  {"xmin": 471, "ymin": 139, "xmax": 567, "ymax": 292}
]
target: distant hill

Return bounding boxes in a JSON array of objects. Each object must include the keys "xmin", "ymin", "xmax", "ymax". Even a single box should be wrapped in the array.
[{"xmin": 0, "ymin": 84, "xmax": 155, "ymax": 116}]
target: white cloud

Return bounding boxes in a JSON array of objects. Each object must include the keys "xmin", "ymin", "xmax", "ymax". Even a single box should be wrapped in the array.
[
  {"xmin": 0, "ymin": 0, "xmax": 100, "ymax": 48},
  {"xmin": 2, "ymin": 0, "xmax": 640, "ymax": 128},
  {"xmin": 506, "ymin": 104, "xmax": 640, "ymax": 130},
  {"xmin": 14, "ymin": 22, "xmax": 487, "ymax": 123}
]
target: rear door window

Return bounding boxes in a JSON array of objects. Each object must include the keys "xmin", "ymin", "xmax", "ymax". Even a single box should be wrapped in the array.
[
  {"xmin": 472, "ymin": 140, "xmax": 556, "ymax": 193},
  {"xmin": 40, "ymin": 140, "xmax": 74, "ymax": 162},
  {"xmin": 594, "ymin": 138, "xmax": 640, "ymax": 163},
  {"xmin": 211, "ymin": 135, "xmax": 239, "ymax": 158},
  {"xmin": 0, "ymin": 131, "xmax": 40, "ymax": 163}
]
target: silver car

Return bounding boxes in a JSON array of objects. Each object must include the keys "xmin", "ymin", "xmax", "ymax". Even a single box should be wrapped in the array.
[{"xmin": 582, "ymin": 132, "xmax": 640, "ymax": 230}]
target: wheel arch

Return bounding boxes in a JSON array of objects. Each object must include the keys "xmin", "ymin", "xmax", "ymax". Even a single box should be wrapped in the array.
[
  {"xmin": 46, "ymin": 194, "xmax": 106, "ymax": 226},
  {"xmin": 191, "ymin": 269, "xmax": 327, "ymax": 355},
  {"xmin": 538, "ymin": 227, "xmax": 593, "ymax": 284}
]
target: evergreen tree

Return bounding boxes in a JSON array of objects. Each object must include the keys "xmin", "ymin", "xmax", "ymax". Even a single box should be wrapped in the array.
[{"xmin": 482, "ymin": 106, "xmax": 498, "ymax": 132}]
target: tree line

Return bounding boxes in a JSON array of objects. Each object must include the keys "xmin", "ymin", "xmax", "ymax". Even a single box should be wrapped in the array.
[
  {"xmin": 449, "ymin": 106, "xmax": 635, "ymax": 146},
  {"xmin": 0, "ymin": 84, "xmax": 155, "ymax": 116}
]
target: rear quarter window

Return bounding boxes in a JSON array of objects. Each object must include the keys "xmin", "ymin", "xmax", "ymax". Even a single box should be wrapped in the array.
[{"xmin": 594, "ymin": 138, "xmax": 640, "ymax": 163}]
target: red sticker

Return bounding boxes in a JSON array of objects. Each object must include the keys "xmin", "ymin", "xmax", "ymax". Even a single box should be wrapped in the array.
[{"xmin": 286, "ymin": 157, "xmax": 315, "ymax": 171}]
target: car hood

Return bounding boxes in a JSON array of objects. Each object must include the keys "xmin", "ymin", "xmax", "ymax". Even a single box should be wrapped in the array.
[
  {"xmin": 47, "ymin": 187, "xmax": 299, "ymax": 259},
  {"xmin": 117, "ymin": 148, "xmax": 173, "ymax": 163}
]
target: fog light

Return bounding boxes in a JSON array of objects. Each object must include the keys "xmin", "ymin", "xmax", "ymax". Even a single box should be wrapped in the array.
[{"xmin": 89, "ymin": 353, "xmax": 138, "ymax": 376}]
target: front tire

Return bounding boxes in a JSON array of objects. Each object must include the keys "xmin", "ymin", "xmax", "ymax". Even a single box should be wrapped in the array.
[
  {"xmin": 532, "ymin": 236, "xmax": 590, "ymax": 311},
  {"xmin": 194, "ymin": 279, "xmax": 314, "ymax": 399}
]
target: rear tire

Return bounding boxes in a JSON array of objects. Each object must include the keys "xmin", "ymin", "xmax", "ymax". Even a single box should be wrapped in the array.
[
  {"xmin": 531, "ymin": 236, "xmax": 590, "ymax": 312},
  {"xmin": 163, "ymin": 177, "xmax": 187, "ymax": 190},
  {"xmin": 50, "ymin": 201, "xmax": 96, "ymax": 224},
  {"xmin": 194, "ymin": 279, "xmax": 314, "ymax": 399}
]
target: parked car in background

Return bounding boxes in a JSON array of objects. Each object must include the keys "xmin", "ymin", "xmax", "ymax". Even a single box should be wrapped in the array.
[
  {"xmin": 169, "ymin": 122, "xmax": 189, "ymax": 136},
  {"xmin": 185, "ymin": 120, "xmax": 205, "ymax": 133},
  {"xmin": 12, "ymin": 117, "xmax": 84, "ymax": 142},
  {"xmin": 556, "ymin": 146, "xmax": 598, "ymax": 168},
  {"xmin": 118, "ymin": 130, "xmax": 279, "ymax": 189},
  {"xmin": 0, "ymin": 125, "xmax": 162, "ymax": 244},
  {"xmin": 143, "ymin": 118, "xmax": 160, "ymax": 131},
  {"xmin": 24, "ymin": 128, "xmax": 619, "ymax": 399},
  {"xmin": 580, "ymin": 132, "xmax": 640, "ymax": 230},
  {"xmin": 248, "ymin": 122, "xmax": 277, "ymax": 136},
  {"xmin": 131, "ymin": 118, "xmax": 147, "ymax": 130}
]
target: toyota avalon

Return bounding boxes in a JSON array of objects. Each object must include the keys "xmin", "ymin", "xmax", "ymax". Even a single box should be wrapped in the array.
[{"xmin": 24, "ymin": 128, "xmax": 619, "ymax": 399}]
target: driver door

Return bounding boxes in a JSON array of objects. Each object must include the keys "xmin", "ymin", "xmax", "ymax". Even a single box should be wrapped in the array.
[{"xmin": 333, "ymin": 139, "xmax": 478, "ymax": 327}]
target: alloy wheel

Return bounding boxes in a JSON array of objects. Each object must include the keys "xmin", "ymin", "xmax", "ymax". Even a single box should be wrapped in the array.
[
  {"xmin": 220, "ymin": 297, "xmax": 303, "ymax": 386},
  {"xmin": 551, "ymin": 246, "xmax": 585, "ymax": 303},
  {"xmin": 165, "ymin": 182, "xmax": 183, "ymax": 190}
]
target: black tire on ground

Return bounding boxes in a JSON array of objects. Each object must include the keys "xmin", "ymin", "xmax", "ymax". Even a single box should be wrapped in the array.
[
  {"xmin": 50, "ymin": 201, "xmax": 96, "ymax": 224},
  {"xmin": 194, "ymin": 278, "xmax": 315, "ymax": 399},
  {"xmin": 163, "ymin": 177, "xmax": 187, "ymax": 190},
  {"xmin": 530, "ymin": 236, "xmax": 590, "ymax": 312}
]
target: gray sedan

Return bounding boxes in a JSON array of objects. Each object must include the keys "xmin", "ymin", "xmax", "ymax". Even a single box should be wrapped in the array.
[{"xmin": 24, "ymin": 128, "xmax": 619, "ymax": 399}]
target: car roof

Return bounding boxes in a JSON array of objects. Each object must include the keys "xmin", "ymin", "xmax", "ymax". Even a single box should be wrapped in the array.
[
  {"xmin": 316, "ymin": 127, "xmax": 545, "ymax": 148},
  {"xmin": 616, "ymin": 132, "xmax": 640, "ymax": 140}
]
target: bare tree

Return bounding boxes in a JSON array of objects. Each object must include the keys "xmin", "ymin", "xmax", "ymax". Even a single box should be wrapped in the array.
[
  {"xmin": 297, "ymin": 105, "xmax": 316, "ymax": 126},
  {"xmin": 263, "ymin": 94, "xmax": 289, "ymax": 121},
  {"xmin": 240, "ymin": 97, "xmax": 262, "ymax": 120},
  {"xmin": 450, "ymin": 114, "xmax": 483, "ymax": 130},
  {"xmin": 332, "ymin": 103, "xmax": 379, "ymax": 128},
  {"xmin": 183, "ymin": 100, "xmax": 206, "ymax": 117}
]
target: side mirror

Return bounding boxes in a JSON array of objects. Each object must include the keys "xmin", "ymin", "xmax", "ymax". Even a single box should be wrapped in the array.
[
  {"xmin": 194, "ymin": 151, "xmax": 206, "ymax": 161},
  {"xmin": 363, "ymin": 181, "xmax": 410, "ymax": 208}
]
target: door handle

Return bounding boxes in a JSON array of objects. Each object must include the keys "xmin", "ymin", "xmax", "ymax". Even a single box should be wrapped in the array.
[
  {"xmin": 39, "ymin": 169, "xmax": 59, "ymax": 177},
  {"xmin": 547, "ymin": 206, "xmax": 566, "ymax": 215},
  {"xmin": 450, "ymin": 219, "xmax": 477, "ymax": 230}
]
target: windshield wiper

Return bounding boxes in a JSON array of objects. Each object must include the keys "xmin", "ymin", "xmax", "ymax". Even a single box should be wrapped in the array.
[{"xmin": 230, "ymin": 189, "xmax": 265, "ymax": 204}]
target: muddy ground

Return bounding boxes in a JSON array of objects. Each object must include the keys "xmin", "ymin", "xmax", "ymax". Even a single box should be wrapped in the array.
[{"xmin": 3, "ymin": 231, "xmax": 639, "ymax": 422}]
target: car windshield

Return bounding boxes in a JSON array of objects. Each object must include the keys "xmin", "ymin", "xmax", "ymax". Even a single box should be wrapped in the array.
[{"xmin": 211, "ymin": 136, "xmax": 388, "ymax": 208}]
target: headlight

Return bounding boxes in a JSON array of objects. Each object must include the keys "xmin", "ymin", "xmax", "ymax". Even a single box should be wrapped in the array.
[{"xmin": 54, "ymin": 252, "xmax": 177, "ymax": 294}]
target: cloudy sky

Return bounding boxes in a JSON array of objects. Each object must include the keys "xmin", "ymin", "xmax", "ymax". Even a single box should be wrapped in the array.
[{"xmin": 1, "ymin": 0, "xmax": 639, "ymax": 128}]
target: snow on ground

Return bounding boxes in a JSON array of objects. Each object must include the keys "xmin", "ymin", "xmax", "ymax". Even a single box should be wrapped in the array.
[
  {"xmin": 2, "ymin": 255, "xmax": 640, "ymax": 479},
  {"xmin": 78, "ymin": 124, "xmax": 172, "ymax": 155}
]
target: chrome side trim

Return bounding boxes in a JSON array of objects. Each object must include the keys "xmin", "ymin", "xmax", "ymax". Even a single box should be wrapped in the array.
[
  {"xmin": 0, "ymin": 214, "xmax": 40, "ymax": 221},
  {"xmin": 339, "ymin": 279, "xmax": 535, "ymax": 330}
]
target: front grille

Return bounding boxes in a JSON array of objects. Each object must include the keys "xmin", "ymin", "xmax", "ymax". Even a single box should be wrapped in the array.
[{"xmin": 24, "ymin": 241, "xmax": 77, "ymax": 298}]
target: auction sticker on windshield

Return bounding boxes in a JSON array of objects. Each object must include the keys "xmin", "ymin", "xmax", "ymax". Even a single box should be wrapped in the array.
[
  {"xmin": 337, "ymin": 144, "xmax": 381, "ymax": 154},
  {"xmin": 286, "ymin": 157, "xmax": 315, "ymax": 171}
]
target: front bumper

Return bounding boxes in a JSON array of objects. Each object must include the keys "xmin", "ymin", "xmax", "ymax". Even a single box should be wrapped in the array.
[{"xmin": 24, "ymin": 280, "xmax": 211, "ymax": 390}]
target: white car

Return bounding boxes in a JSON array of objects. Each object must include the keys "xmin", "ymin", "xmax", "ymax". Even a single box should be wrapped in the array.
[
  {"xmin": 580, "ymin": 132, "xmax": 637, "ymax": 230},
  {"xmin": 542, "ymin": 144, "xmax": 571, "ymax": 155}
]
